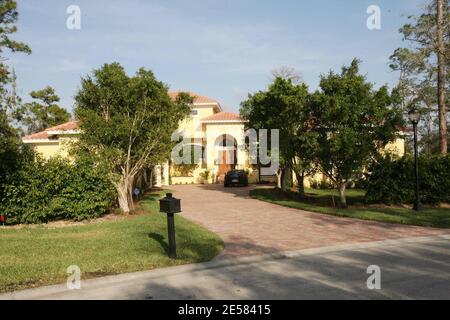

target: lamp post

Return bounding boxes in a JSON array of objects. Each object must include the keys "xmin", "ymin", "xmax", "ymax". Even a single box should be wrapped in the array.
[{"xmin": 408, "ymin": 109, "xmax": 421, "ymax": 211}]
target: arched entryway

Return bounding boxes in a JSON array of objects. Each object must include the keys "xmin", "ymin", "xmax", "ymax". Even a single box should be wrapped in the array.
[{"xmin": 214, "ymin": 134, "xmax": 237, "ymax": 183}]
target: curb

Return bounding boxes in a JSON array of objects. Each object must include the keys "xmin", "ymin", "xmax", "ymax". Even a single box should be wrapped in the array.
[{"xmin": 2, "ymin": 233, "xmax": 450, "ymax": 300}]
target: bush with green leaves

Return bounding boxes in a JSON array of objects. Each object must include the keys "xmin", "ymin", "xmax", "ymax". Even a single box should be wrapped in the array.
[
  {"xmin": 1, "ymin": 156, "xmax": 116, "ymax": 224},
  {"xmin": 365, "ymin": 154, "xmax": 450, "ymax": 205}
]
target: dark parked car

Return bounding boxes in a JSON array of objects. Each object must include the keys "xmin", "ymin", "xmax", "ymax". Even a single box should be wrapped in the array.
[{"xmin": 224, "ymin": 170, "xmax": 248, "ymax": 187}]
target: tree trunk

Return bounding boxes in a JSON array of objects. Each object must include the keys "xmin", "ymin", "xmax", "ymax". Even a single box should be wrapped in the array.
[
  {"xmin": 116, "ymin": 180, "xmax": 131, "ymax": 214},
  {"xmin": 258, "ymin": 164, "xmax": 261, "ymax": 184},
  {"xmin": 127, "ymin": 175, "xmax": 135, "ymax": 210},
  {"xmin": 115, "ymin": 174, "xmax": 135, "ymax": 214},
  {"xmin": 297, "ymin": 171, "xmax": 305, "ymax": 198},
  {"xmin": 338, "ymin": 183, "xmax": 347, "ymax": 208},
  {"xmin": 149, "ymin": 169, "xmax": 153, "ymax": 189},
  {"xmin": 437, "ymin": 0, "xmax": 448, "ymax": 154},
  {"xmin": 281, "ymin": 165, "xmax": 290, "ymax": 193},
  {"xmin": 276, "ymin": 168, "xmax": 282, "ymax": 189}
]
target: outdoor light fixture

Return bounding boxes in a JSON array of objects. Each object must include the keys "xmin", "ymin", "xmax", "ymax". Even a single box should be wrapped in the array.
[
  {"xmin": 159, "ymin": 193, "xmax": 181, "ymax": 258},
  {"xmin": 408, "ymin": 108, "xmax": 420, "ymax": 124},
  {"xmin": 408, "ymin": 108, "xmax": 421, "ymax": 211}
]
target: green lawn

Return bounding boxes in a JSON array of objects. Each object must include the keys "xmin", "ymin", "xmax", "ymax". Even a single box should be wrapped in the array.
[
  {"xmin": 250, "ymin": 188, "xmax": 450, "ymax": 228},
  {"xmin": 0, "ymin": 191, "xmax": 223, "ymax": 293}
]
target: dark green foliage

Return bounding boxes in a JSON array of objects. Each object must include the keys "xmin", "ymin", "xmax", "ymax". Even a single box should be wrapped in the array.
[
  {"xmin": 240, "ymin": 77, "xmax": 318, "ymax": 195},
  {"xmin": 1, "ymin": 156, "xmax": 116, "ymax": 224},
  {"xmin": 309, "ymin": 179, "xmax": 334, "ymax": 190},
  {"xmin": 0, "ymin": 0, "xmax": 31, "ymax": 191},
  {"xmin": 74, "ymin": 63, "xmax": 192, "ymax": 213},
  {"xmin": 310, "ymin": 59, "xmax": 403, "ymax": 207},
  {"xmin": 365, "ymin": 155, "xmax": 450, "ymax": 205},
  {"xmin": 20, "ymin": 86, "xmax": 71, "ymax": 133}
]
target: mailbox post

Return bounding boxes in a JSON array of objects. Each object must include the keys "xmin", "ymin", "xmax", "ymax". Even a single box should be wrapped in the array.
[{"xmin": 159, "ymin": 193, "xmax": 181, "ymax": 259}]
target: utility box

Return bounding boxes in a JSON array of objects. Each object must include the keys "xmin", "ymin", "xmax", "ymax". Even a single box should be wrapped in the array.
[{"xmin": 159, "ymin": 193, "xmax": 181, "ymax": 214}]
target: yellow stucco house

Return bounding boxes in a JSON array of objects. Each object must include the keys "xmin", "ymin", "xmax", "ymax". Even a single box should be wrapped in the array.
[
  {"xmin": 22, "ymin": 91, "xmax": 405, "ymax": 188},
  {"xmin": 22, "ymin": 92, "xmax": 273, "ymax": 186}
]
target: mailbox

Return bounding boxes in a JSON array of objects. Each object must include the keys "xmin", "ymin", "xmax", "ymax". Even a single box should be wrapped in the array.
[
  {"xmin": 159, "ymin": 193, "xmax": 181, "ymax": 259},
  {"xmin": 159, "ymin": 193, "xmax": 181, "ymax": 214}
]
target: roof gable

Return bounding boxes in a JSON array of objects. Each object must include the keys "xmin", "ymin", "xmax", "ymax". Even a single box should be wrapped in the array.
[
  {"xmin": 23, "ymin": 120, "xmax": 80, "ymax": 141},
  {"xmin": 201, "ymin": 112, "xmax": 245, "ymax": 123},
  {"xmin": 168, "ymin": 91, "xmax": 219, "ymax": 105}
]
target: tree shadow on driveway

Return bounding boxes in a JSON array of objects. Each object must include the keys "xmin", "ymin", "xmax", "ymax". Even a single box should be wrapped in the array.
[{"xmin": 103, "ymin": 237, "xmax": 450, "ymax": 300}]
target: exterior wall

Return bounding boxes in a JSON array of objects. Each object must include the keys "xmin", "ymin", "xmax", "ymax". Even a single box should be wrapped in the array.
[
  {"xmin": 28, "ymin": 136, "xmax": 76, "ymax": 159},
  {"xmin": 169, "ymin": 104, "xmax": 218, "ymax": 185},
  {"xmin": 204, "ymin": 122, "xmax": 250, "ymax": 183},
  {"xmin": 384, "ymin": 138, "xmax": 405, "ymax": 157},
  {"xmin": 293, "ymin": 137, "xmax": 406, "ymax": 188},
  {"xmin": 168, "ymin": 120, "xmax": 259, "ymax": 185},
  {"xmin": 171, "ymin": 176, "xmax": 196, "ymax": 185},
  {"xmin": 31, "ymin": 142, "xmax": 62, "ymax": 159},
  {"xmin": 25, "ymin": 126, "xmax": 406, "ymax": 188},
  {"xmin": 247, "ymin": 169, "xmax": 278, "ymax": 184},
  {"xmin": 293, "ymin": 171, "xmax": 326, "ymax": 188},
  {"xmin": 176, "ymin": 105, "xmax": 217, "ymax": 139},
  {"xmin": 154, "ymin": 165, "xmax": 162, "ymax": 187}
]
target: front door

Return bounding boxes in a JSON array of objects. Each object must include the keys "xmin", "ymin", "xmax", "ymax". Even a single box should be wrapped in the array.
[
  {"xmin": 218, "ymin": 150, "xmax": 232, "ymax": 175},
  {"xmin": 217, "ymin": 150, "xmax": 235, "ymax": 182}
]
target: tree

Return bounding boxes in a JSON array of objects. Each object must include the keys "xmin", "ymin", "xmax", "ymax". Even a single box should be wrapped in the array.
[
  {"xmin": 310, "ymin": 59, "xmax": 403, "ymax": 208},
  {"xmin": 240, "ymin": 77, "xmax": 318, "ymax": 196},
  {"xmin": 20, "ymin": 86, "xmax": 70, "ymax": 133},
  {"xmin": 74, "ymin": 63, "xmax": 191, "ymax": 213},
  {"xmin": 436, "ymin": 0, "xmax": 448, "ymax": 154},
  {"xmin": 0, "ymin": 0, "xmax": 31, "ymax": 192},
  {"xmin": 0, "ymin": 110, "xmax": 19, "ymax": 186},
  {"xmin": 271, "ymin": 66, "xmax": 303, "ymax": 84},
  {"xmin": 392, "ymin": 0, "xmax": 449, "ymax": 154},
  {"xmin": 0, "ymin": 0, "xmax": 31, "ymax": 115}
]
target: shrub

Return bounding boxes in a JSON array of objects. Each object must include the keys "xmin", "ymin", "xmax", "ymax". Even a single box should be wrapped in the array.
[
  {"xmin": 309, "ymin": 179, "xmax": 334, "ymax": 189},
  {"xmin": 365, "ymin": 154, "xmax": 450, "ymax": 205},
  {"xmin": 309, "ymin": 179, "xmax": 319, "ymax": 189},
  {"xmin": 200, "ymin": 170, "xmax": 210, "ymax": 181},
  {"xmin": 1, "ymin": 156, "xmax": 116, "ymax": 224}
]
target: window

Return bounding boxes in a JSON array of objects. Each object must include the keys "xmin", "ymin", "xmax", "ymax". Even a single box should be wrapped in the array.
[{"xmin": 191, "ymin": 109, "xmax": 198, "ymax": 116}]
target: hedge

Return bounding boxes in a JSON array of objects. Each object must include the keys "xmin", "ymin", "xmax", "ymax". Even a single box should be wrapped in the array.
[
  {"xmin": 365, "ymin": 154, "xmax": 450, "ymax": 205},
  {"xmin": 1, "ymin": 156, "xmax": 116, "ymax": 224}
]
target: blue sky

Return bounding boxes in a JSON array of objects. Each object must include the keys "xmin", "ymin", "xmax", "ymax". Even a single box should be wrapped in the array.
[{"xmin": 8, "ymin": 0, "xmax": 425, "ymax": 114}]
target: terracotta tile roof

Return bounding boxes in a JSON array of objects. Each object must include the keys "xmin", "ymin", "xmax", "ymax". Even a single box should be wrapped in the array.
[
  {"xmin": 23, "ymin": 120, "xmax": 79, "ymax": 140},
  {"xmin": 168, "ymin": 91, "xmax": 219, "ymax": 104},
  {"xmin": 22, "ymin": 130, "xmax": 50, "ymax": 140},
  {"xmin": 201, "ymin": 112, "xmax": 244, "ymax": 122}
]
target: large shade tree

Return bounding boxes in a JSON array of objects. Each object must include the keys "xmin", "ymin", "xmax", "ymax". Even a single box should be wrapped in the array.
[
  {"xmin": 240, "ymin": 77, "xmax": 318, "ymax": 196},
  {"xmin": 74, "ymin": 63, "xmax": 191, "ymax": 213},
  {"xmin": 310, "ymin": 59, "xmax": 403, "ymax": 208}
]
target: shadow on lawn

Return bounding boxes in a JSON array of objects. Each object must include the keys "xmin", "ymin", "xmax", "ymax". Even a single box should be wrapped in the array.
[{"xmin": 148, "ymin": 232, "xmax": 169, "ymax": 254}]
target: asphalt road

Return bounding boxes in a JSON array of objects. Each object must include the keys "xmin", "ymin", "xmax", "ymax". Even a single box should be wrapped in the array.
[{"xmin": 2, "ymin": 234, "xmax": 450, "ymax": 300}]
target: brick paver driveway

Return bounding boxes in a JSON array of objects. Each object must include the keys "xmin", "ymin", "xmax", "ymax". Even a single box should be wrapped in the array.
[{"xmin": 171, "ymin": 184, "xmax": 449, "ymax": 259}]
